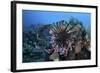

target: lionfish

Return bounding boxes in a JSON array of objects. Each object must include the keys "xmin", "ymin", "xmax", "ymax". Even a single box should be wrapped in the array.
[{"xmin": 48, "ymin": 18, "xmax": 90, "ymax": 60}]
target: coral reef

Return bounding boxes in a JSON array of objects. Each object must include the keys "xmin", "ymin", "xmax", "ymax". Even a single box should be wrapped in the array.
[{"xmin": 23, "ymin": 17, "xmax": 91, "ymax": 63}]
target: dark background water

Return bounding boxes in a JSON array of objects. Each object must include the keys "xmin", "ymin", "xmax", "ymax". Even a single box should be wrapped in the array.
[{"xmin": 23, "ymin": 10, "xmax": 91, "ymax": 29}]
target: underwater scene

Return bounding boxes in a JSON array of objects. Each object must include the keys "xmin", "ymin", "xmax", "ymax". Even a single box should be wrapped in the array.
[{"xmin": 22, "ymin": 10, "xmax": 91, "ymax": 63}]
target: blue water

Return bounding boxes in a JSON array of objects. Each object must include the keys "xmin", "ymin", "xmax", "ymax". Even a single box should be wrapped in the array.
[{"xmin": 23, "ymin": 10, "xmax": 91, "ymax": 29}]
